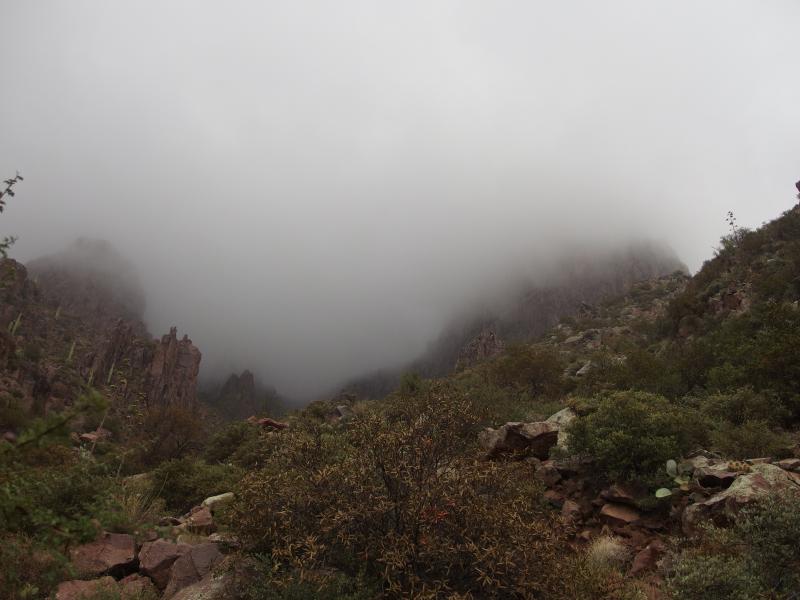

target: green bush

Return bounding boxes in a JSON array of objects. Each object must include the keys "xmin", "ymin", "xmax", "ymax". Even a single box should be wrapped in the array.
[
  {"xmin": 565, "ymin": 391, "xmax": 708, "ymax": 482},
  {"xmin": 666, "ymin": 494, "xmax": 800, "ymax": 598},
  {"xmin": 666, "ymin": 552, "xmax": 764, "ymax": 600},
  {"xmin": 710, "ymin": 420, "xmax": 790, "ymax": 459},
  {"xmin": 149, "ymin": 458, "xmax": 241, "ymax": 514},
  {"xmin": 0, "ymin": 533, "xmax": 69, "ymax": 600},
  {"xmin": 485, "ymin": 344, "xmax": 565, "ymax": 397},
  {"xmin": 204, "ymin": 421, "xmax": 262, "ymax": 466}
]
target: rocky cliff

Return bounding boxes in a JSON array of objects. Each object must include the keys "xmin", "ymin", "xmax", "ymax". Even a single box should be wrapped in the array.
[{"xmin": 0, "ymin": 242, "xmax": 202, "ymax": 434}]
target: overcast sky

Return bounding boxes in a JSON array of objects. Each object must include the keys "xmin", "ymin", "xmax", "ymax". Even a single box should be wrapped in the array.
[{"xmin": 2, "ymin": 2, "xmax": 799, "ymax": 398}]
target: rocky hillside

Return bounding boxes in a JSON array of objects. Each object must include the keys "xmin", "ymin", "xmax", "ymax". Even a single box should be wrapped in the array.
[
  {"xmin": 0, "ymin": 254, "xmax": 202, "ymax": 425},
  {"xmin": 4, "ymin": 204, "xmax": 800, "ymax": 600},
  {"xmin": 345, "ymin": 241, "xmax": 686, "ymax": 398}
]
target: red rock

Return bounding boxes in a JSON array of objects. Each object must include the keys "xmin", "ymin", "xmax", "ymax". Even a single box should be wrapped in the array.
[
  {"xmin": 163, "ymin": 543, "xmax": 223, "ymax": 598},
  {"xmin": 139, "ymin": 539, "xmax": 191, "ymax": 589},
  {"xmin": 184, "ymin": 506, "xmax": 215, "ymax": 534},
  {"xmin": 147, "ymin": 327, "xmax": 202, "ymax": 407},
  {"xmin": 629, "ymin": 540, "xmax": 666, "ymax": 576},
  {"xmin": 599, "ymin": 503, "xmax": 641, "ymax": 526},
  {"xmin": 600, "ymin": 483, "xmax": 642, "ymax": 506},
  {"xmin": 70, "ymin": 532, "xmax": 136, "ymax": 577},
  {"xmin": 56, "ymin": 577, "xmax": 117, "ymax": 600},
  {"xmin": 120, "ymin": 573, "xmax": 158, "ymax": 599},
  {"xmin": 695, "ymin": 466, "xmax": 737, "ymax": 489}
]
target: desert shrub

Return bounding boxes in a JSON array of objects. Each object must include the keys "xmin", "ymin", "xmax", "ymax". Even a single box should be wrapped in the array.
[
  {"xmin": 666, "ymin": 552, "xmax": 764, "ymax": 600},
  {"xmin": 666, "ymin": 494, "xmax": 800, "ymax": 599},
  {"xmin": 204, "ymin": 421, "xmax": 262, "ymax": 465},
  {"xmin": 235, "ymin": 555, "xmax": 380, "ymax": 600},
  {"xmin": 486, "ymin": 344, "xmax": 565, "ymax": 397},
  {"xmin": 565, "ymin": 391, "xmax": 708, "ymax": 482},
  {"xmin": 149, "ymin": 457, "xmax": 241, "ymax": 514},
  {"xmin": 561, "ymin": 536, "xmax": 647, "ymax": 600},
  {"xmin": 709, "ymin": 420, "xmax": 790, "ymax": 459},
  {"xmin": 137, "ymin": 404, "xmax": 210, "ymax": 466},
  {"xmin": 0, "ymin": 454, "xmax": 110, "ymax": 547},
  {"xmin": 734, "ymin": 494, "xmax": 800, "ymax": 591},
  {"xmin": 101, "ymin": 476, "xmax": 165, "ymax": 535},
  {"xmin": 579, "ymin": 347, "xmax": 686, "ymax": 399},
  {"xmin": 231, "ymin": 382, "xmax": 569, "ymax": 598},
  {"xmin": 452, "ymin": 371, "xmax": 562, "ymax": 424},
  {"xmin": 0, "ymin": 533, "xmax": 70, "ymax": 600},
  {"xmin": 701, "ymin": 387, "xmax": 789, "ymax": 426}
]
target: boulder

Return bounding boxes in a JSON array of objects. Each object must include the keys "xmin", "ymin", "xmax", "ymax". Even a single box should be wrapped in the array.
[
  {"xmin": 600, "ymin": 483, "xmax": 642, "ymax": 506},
  {"xmin": 545, "ymin": 407, "xmax": 577, "ymax": 447},
  {"xmin": 120, "ymin": 573, "xmax": 158, "ymax": 599},
  {"xmin": 599, "ymin": 502, "xmax": 641, "ymax": 526},
  {"xmin": 56, "ymin": 577, "xmax": 117, "ymax": 600},
  {"xmin": 201, "ymin": 492, "xmax": 234, "ymax": 513},
  {"xmin": 695, "ymin": 465, "xmax": 738, "ymax": 489},
  {"xmin": 170, "ymin": 568, "xmax": 232, "ymax": 600},
  {"xmin": 683, "ymin": 463, "xmax": 800, "ymax": 533},
  {"xmin": 78, "ymin": 427, "xmax": 112, "ymax": 444},
  {"xmin": 163, "ymin": 543, "xmax": 222, "ymax": 598},
  {"xmin": 69, "ymin": 532, "xmax": 136, "ymax": 578},
  {"xmin": 184, "ymin": 506, "xmax": 215, "ymax": 534},
  {"xmin": 777, "ymin": 458, "xmax": 800, "ymax": 472},
  {"xmin": 479, "ymin": 421, "xmax": 558, "ymax": 459},
  {"xmin": 139, "ymin": 539, "xmax": 191, "ymax": 589}
]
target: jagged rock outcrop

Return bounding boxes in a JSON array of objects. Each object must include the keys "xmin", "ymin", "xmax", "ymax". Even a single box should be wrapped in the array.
[
  {"xmin": 148, "ymin": 327, "xmax": 201, "ymax": 408},
  {"xmin": 204, "ymin": 369, "xmax": 282, "ymax": 420},
  {"xmin": 455, "ymin": 328, "xmax": 505, "ymax": 371}
]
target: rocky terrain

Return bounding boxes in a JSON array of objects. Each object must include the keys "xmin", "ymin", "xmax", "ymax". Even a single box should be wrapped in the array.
[{"xmin": 3, "ymin": 205, "xmax": 800, "ymax": 599}]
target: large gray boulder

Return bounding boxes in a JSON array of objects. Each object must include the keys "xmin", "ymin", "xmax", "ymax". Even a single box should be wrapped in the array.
[
  {"xmin": 479, "ymin": 421, "xmax": 559, "ymax": 459},
  {"xmin": 683, "ymin": 463, "xmax": 800, "ymax": 533}
]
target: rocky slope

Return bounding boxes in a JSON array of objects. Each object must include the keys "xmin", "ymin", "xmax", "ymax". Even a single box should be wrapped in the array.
[{"xmin": 345, "ymin": 240, "xmax": 686, "ymax": 398}]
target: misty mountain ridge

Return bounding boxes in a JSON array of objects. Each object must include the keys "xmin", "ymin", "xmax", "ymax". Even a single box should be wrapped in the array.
[
  {"xmin": 343, "ymin": 239, "xmax": 686, "ymax": 399},
  {"xmin": 18, "ymin": 235, "xmax": 685, "ymax": 406}
]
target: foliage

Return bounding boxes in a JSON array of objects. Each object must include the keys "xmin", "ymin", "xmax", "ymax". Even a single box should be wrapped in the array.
[
  {"xmin": 0, "ymin": 172, "xmax": 23, "ymax": 258},
  {"xmin": 666, "ymin": 552, "xmax": 764, "ymax": 600},
  {"xmin": 234, "ymin": 555, "xmax": 380, "ymax": 600},
  {"xmin": 0, "ymin": 533, "xmax": 69, "ymax": 600},
  {"xmin": 666, "ymin": 493, "xmax": 800, "ymax": 598},
  {"xmin": 137, "ymin": 404, "xmax": 209, "ymax": 466},
  {"xmin": 231, "ymin": 382, "xmax": 569, "ymax": 598},
  {"xmin": 562, "ymin": 536, "xmax": 647, "ymax": 600},
  {"xmin": 565, "ymin": 391, "xmax": 708, "ymax": 482},
  {"xmin": 485, "ymin": 344, "xmax": 565, "ymax": 397},
  {"xmin": 203, "ymin": 421, "xmax": 264, "ymax": 467},
  {"xmin": 149, "ymin": 457, "xmax": 241, "ymax": 514},
  {"xmin": 709, "ymin": 420, "xmax": 790, "ymax": 459}
]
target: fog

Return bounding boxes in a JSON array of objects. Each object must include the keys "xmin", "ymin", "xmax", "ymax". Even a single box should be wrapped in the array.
[{"xmin": 2, "ymin": 2, "xmax": 799, "ymax": 398}]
